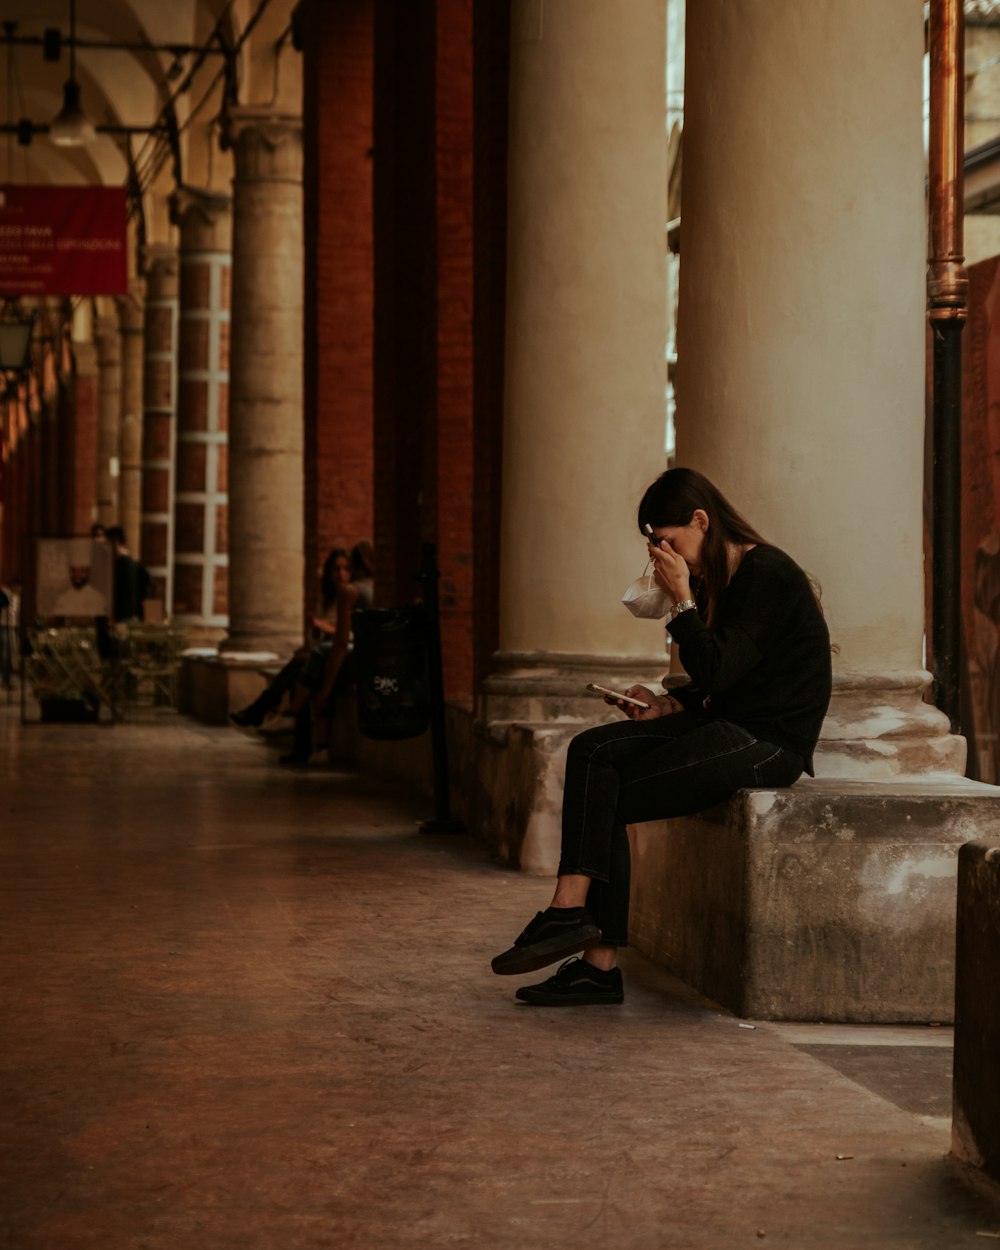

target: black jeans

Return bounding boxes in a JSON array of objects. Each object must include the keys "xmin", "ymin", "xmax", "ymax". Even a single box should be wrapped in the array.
[
  {"xmin": 289, "ymin": 648, "xmax": 358, "ymax": 759},
  {"xmin": 557, "ymin": 712, "xmax": 804, "ymax": 947}
]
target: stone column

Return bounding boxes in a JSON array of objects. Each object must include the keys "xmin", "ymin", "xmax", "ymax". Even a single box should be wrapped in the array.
[
  {"xmin": 622, "ymin": 0, "xmax": 1000, "ymax": 1023},
  {"xmin": 168, "ymin": 188, "xmax": 231, "ymax": 640},
  {"xmin": 477, "ymin": 1, "xmax": 668, "ymax": 870},
  {"xmin": 117, "ymin": 284, "xmax": 145, "ymax": 557},
  {"xmin": 140, "ymin": 246, "xmax": 179, "ymax": 611},
  {"xmin": 69, "ymin": 301, "xmax": 100, "ymax": 536},
  {"xmin": 675, "ymin": 0, "xmax": 960, "ymax": 779},
  {"xmin": 221, "ymin": 110, "xmax": 304, "ymax": 656},
  {"xmin": 39, "ymin": 300, "xmax": 63, "ymax": 535},
  {"xmin": 94, "ymin": 313, "xmax": 121, "ymax": 527}
]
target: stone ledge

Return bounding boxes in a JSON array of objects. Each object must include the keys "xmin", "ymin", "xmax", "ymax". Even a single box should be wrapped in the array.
[
  {"xmin": 177, "ymin": 651, "xmax": 276, "ymax": 725},
  {"xmin": 629, "ymin": 777, "xmax": 1000, "ymax": 1023}
]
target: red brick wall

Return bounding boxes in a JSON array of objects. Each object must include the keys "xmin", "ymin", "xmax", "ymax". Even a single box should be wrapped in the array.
[
  {"xmin": 471, "ymin": 1, "xmax": 510, "ymax": 692},
  {"xmin": 373, "ymin": 3, "xmax": 437, "ymax": 611},
  {"xmin": 302, "ymin": 0, "xmax": 375, "ymax": 610},
  {"xmin": 299, "ymin": 0, "xmax": 507, "ymax": 711},
  {"xmin": 436, "ymin": 0, "xmax": 476, "ymax": 706}
]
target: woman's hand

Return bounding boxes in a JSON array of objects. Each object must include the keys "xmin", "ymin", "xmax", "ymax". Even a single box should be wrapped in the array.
[
  {"xmin": 606, "ymin": 684, "xmax": 663, "ymax": 721},
  {"xmin": 648, "ymin": 537, "xmax": 692, "ymax": 604}
]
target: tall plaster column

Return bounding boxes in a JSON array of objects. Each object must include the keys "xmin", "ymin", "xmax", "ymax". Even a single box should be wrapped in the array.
[
  {"xmin": 486, "ymin": 0, "xmax": 669, "ymax": 714},
  {"xmin": 117, "ymin": 283, "xmax": 145, "ymax": 557},
  {"xmin": 94, "ymin": 312, "xmax": 121, "ymax": 527},
  {"xmin": 676, "ymin": 0, "xmax": 961, "ymax": 778},
  {"xmin": 140, "ymin": 245, "xmax": 179, "ymax": 609},
  {"xmin": 221, "ymin": 110, "xmax": 304, "ymax": 656},
  {"xmin": 168, "ymin": 188, "xmax": 231, "ymax": 640},
  {"xmin": 477, "ymin": 1, "xmax": 668, "ymax": 872}
]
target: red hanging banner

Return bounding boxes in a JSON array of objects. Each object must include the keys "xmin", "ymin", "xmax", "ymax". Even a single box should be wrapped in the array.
[{"xmin": 0, "ymin": 185, "xmax": 128, "ymax": 296}]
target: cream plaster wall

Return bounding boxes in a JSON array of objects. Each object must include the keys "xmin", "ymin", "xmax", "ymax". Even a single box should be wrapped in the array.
[{"xmin": 677, "ymin": 0, "xmax": 926, "ymax": 675}]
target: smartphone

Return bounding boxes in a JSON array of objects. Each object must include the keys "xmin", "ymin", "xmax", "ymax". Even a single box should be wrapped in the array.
[{"xmin": 586, "ymin": 682, "xmax": 651, "ymax": 710}]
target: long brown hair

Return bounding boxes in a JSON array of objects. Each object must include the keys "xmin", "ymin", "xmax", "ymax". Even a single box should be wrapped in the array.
[{"xmin": 637, "ymin": 468, "xmax": 767, "ymax": 625}]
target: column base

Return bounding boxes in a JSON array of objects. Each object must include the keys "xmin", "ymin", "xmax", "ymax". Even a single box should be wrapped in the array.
[
  {"xmin": 475, "ymin": 650, "xmax": 671, "ymax": 874},
  {"xmin": 629, "ymin": 778, "xmax": 1000, "ymax": 1023},
  {"xmin": 220, "ymin": 631, "xmax": 301, "ymax": 658},
  {"xmin": 813, "ymin": 670, "xmax": 967, "ymax": 779}
]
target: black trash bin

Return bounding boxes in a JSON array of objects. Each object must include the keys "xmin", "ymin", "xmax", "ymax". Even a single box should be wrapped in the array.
[{"xmin": 352, "ymin": 606, "xmax": 431, "ymax": 741}]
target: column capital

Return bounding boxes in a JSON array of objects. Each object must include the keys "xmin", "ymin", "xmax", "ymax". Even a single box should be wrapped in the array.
[
  {"xmin": 169, "ymin": 185, "xmax": 232, "ymax": 252},
  {"xmin": 224, "ymin": 108, "xmax": 303, "ymax": 183},
  {"xmin": 116, "ymin": 281, "xmax": 146, "ymax": 335},
  {"xmin": 94, "ymin": 314, "xmax": 121, "ymax": 363},
  {"xmin": 141, "ymin": 242, "xmax": 179, "ymax": 281},
  {"xmin": 72, "ymin": 339, "xmax": 99, "ymax": 377}
]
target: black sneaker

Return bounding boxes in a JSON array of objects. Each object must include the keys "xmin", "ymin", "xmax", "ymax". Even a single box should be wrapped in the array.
[
  {"xmin": 278, "ymin": 752, "xmax": 309, "ymax": 768},
  {"xmin": 515, "ymin": 958, "xmax": 624, "ymax": 1006},
  {"xmin": 230, "ymin": 704, "xmax": 267, "ymax": 728},
  {"xmin": 491, "ymin": 907, "xmax": 601, "ymax": 975}
]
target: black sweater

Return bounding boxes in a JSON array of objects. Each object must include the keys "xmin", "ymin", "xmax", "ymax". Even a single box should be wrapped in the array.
[{"xmin": 665, "ymin": 544, "xmax": 832, "ymax": 775}]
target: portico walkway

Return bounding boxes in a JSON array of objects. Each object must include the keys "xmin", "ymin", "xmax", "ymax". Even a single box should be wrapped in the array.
[{"xmin": 1, "ymin": 700, "xmax": 998, "ymax": 1249}]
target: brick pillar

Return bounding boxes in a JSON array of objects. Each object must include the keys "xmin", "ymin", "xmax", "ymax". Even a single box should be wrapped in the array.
[
  {"xmin": 222, "ymin": 110, "xmax": 304, "ymax": 656},
  {"xmin": 0, "ymin": 396, "xmax": 17, "ymax": 579},
  {"xmin": 301, "ymin": 0, "xmax": 375, "ymax": 591},
  {"xmin": 117, "ymin": 283, "xmax": 145, "ymax": 558},
  {"xmin": 6, "ymin": 382, "xmax": 36, "ymax": 579},
  {"xmin": 39, "ymin": 301, "xmax": 63, "ymax": 537},
  {"xmin": 168, "ymin": 188, "xmax": 231, "ymax": 639},
  {"xmin": 38, "ymin": 345, "xmax": 60, "ymax": 537},
  {"xmin": 94, "ymin": 313, "xmax": 121, "ymax": 526},
  {"xmin": 2, "ymin": 393, "xmax": 25, "ymax": 580},
  {"xmin": 26, "ymin": 375, "xmax": 43, "ymax": 542},
  {"xmin": 435, "ymin": 0, "xmax": 475, "ymax": 707},
  {"xmin": 68, "ymin": 339, "xmax": 100, "ymax": 536},
  {"xmin": 140, "ymin": 246, "xmax": 179, "ymax": 609}
]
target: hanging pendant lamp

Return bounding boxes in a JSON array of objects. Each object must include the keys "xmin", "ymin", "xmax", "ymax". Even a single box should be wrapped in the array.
[{"xmin": 49, "ymin": 0, "xmax": 96, "ymax": 147}]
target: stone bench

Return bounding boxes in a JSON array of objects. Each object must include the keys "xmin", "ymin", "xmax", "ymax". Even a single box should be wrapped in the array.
[
  {"xmin": 628, "ymin": 777, "xmax": 1000, "ymax": 1023},
  {"xmin": 952, "ymin": 840, "xmax": 1000, "ymax": 1190}
]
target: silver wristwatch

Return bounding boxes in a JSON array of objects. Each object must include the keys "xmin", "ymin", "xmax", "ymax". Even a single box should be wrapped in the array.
[{"xmin": 667, "ymin": 598, "xmax": 697, "ymax": 622}]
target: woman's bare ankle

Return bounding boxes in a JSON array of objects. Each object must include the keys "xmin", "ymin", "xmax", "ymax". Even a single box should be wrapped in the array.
[
  {"xmin": 582, "ymin": 945, "xmax": 618, "ymax": 972},
  {"xmin": 550, "ymin": 873, "xmax": 591, "ymax": 910}
]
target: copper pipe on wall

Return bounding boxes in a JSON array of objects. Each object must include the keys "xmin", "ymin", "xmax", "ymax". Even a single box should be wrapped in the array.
[{"xmin": 927, "ymin": 0, "xmax": 968, "ymax": 734}]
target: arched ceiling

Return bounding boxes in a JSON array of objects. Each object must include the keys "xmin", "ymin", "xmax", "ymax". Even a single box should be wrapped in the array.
[{"xmin": 0, "ymin": 0, "xmax": 299, "ymax": 245}]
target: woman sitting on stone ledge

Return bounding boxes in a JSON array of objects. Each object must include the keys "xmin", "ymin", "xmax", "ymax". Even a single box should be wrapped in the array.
[
  {"xmin": 229, "ymin": 546, "xmax": 352, "ymax": 731},
  {"xmin": 490, "ymin": 467, "xmax": 833, "ymax": 1007},
  {"xmin": 276, "ymin": 540, "xmax": 375, "ymax": 767}
]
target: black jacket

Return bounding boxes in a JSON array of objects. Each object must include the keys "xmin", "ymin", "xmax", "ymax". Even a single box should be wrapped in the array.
[{"xmin": 666, "ymin": 544, "xmax": 832, "ymax": 775}]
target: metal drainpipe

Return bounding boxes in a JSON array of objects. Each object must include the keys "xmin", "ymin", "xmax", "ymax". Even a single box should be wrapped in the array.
[{"xmin": 927, "ymin": 0, "xmax": 968, "ymax": 734}]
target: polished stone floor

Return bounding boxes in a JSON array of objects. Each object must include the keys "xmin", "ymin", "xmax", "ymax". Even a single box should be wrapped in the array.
[{"xmin": 2, "ymin": 697, "xmax": 999, "ymax": 1249}]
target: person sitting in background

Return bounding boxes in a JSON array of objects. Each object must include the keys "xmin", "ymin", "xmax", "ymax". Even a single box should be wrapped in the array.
[
  {"xmin": 230, "ymin": 547, "xmax": 352, "ymax": 729},
  {"xmin": 278, "ymin": 540, "xmax": 375, "ymax": 767},
  {"xmin": 106, "ymin": 526, "xmax": 153, "ymax": 623}
]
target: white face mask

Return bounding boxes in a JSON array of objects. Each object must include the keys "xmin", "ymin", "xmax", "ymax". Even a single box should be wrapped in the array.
[{"xmin": 621, "ymin": 563, "xmax": 672, "ymax": 619}]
